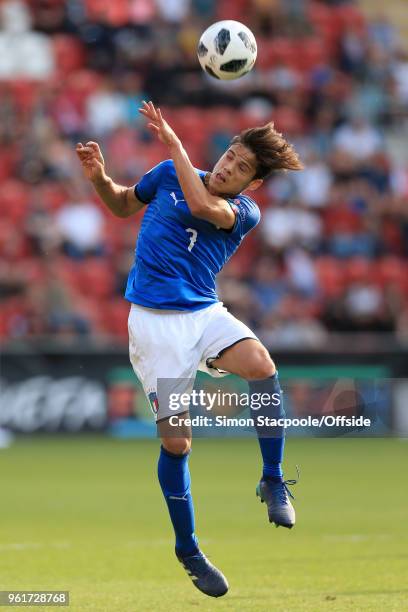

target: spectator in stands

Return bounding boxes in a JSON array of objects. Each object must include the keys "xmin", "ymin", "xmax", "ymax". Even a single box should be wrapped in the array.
[
  {"xmin": 285, "ymin": 248, "xmax": 319, "ymax": 297},
  {"xmin": 0, "ymin": 0, "xmax": 54, "ymax": 79},
  {"xmin": 261, "ymin": 201, "xmax": 322, "ymax": 252},
  {"xmin": 86, "ymin": 79, "xmax": 128, "ymax": 136},
  {"xmin": 260, "ymin": 296, "xmax": 328, "ymax": 349},
  {"xmin": 22, "ymin": 261, "xmax": 91, "ymax": 338},
  {"xmin": 249, "ymin": 256, "xmax": 288, "ymax": 313},
  {"xmin": 55, "ymin": 192, "xmax": 105, "ymax": 259},
  {"xmin": 25, "ymin": 188, "xmax": 62, "ymax": 256},
  {"xmin": 293, "ymin": 150, "xmax": 332, "ymax": 208},
  {"xmin": 392, "ymin": 49, "xmax": 408, "ymax": 106},
  {"xmin": 333, "ymin": 113, "xmax": 383, "ymax": 161},
  {"xmin": 217, "ymin": 276, "xmax": 260, "ymax": 330},
  {"xmin": 155, "ymin": 0, "xmax": 191, "ymax": 25},
  {"xmin": 396, "ymin": 307, "xmax": 408, "ymax": 346},
  {"xmin": 368, "ymin": 13, "xmax": 399, "ymax": 53}
]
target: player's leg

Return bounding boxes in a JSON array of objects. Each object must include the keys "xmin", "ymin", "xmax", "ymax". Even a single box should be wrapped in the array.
[
  {"xmin": 211, "ymin": 338, "xmax": 296, "ymax": 528},
  {"xmin": 210, "ymin": 339, "xmax": 284, "ymax": 482},
  {"xmin": 157, "ymin": 415, "xmax": 228, "ymax": 597},
  {"xmin": 128, "ymin": 304, "xmax": 228, "ymax": 597},
  {"xmin": 198, "ymin": 305, "xmax": 296, "ymax": 528},
  {"xmin": 156, "ymin": 415, "xmax": 198, "ymax": 557}
]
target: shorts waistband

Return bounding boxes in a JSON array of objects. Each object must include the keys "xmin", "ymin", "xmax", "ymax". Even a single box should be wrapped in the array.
[{"xmin": 130, "ymin": 302, "xmax": 222, "ymax": 316}]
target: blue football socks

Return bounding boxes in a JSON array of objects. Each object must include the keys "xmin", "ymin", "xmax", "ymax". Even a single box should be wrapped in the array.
[
  {"xmin": 249, "ymin": 372, "xmax": 285, "ymax": 482},
  {"xmin": 158, "ymin": 445, "xmax": 199, "ymax": 557}
]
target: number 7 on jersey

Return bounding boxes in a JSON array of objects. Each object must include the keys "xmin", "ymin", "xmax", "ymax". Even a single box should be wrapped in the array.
[{"xmin": 185, "ymin": 228, "xmax": 198, "ymax": 252}]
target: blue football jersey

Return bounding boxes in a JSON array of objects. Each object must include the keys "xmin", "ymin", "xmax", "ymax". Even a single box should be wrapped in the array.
[{"xmin": 125, "ymin": 159, "xmax": 260, "ymax": 310}]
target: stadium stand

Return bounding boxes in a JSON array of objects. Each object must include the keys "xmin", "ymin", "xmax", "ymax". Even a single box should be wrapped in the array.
[{"xmin": 0, "ymin": 0, "xmax": 407, "ymax": 348}]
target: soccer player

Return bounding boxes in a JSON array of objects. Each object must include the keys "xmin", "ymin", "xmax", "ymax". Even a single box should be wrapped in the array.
[{"xmin": 76, "ymin": 101, "xmax": 303, "ymax": 598}]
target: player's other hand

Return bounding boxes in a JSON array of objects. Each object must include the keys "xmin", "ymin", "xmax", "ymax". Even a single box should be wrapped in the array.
[
  {"xmin": 76, "ymin": 141, "xmax": 106, "ymax": 183},
  {"xmin": 139, "ymin": 101, "xmax": 180, "ymax": 148}
]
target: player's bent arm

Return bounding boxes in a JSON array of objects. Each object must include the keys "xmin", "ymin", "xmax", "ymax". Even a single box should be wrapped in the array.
[
  {"xmin": 92, "ymin": 176, "xmax": 145, "ymax": 218},
  {"xmin": 139, "ymin": 101, "xmax": 235, "ymax": 228},
  {"xmin": 189, "ymin": 195, "xmax": 236, "ymax": 229},
  {"xmin": 169, "ymin": 142, "xmax": 235, "ymax": 230}
]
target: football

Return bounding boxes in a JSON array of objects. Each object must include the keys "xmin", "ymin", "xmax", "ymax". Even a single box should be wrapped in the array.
[{"xmin": 197, "ymin": 20, "xmax": 257, "ymax": 80}]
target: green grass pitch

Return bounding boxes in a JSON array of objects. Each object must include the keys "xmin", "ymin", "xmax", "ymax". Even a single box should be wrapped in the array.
[{"xmin": 0, "ymin": 436, "xmax": 407, "ymax": 611}]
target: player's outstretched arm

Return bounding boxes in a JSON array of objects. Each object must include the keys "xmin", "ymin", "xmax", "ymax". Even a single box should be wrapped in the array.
[
  {"xmin": 76, "ymin": 141, "xmax": 145, "ymax": 218},
  {"xmin": 139, "ymin": 101, "xmax": 235, "ymax": 230}
]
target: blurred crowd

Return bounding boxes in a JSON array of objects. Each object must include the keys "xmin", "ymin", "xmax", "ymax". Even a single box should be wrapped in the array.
[{"xmin": 1, "ymin": 0, "xmax": 408, "ymax": 348}]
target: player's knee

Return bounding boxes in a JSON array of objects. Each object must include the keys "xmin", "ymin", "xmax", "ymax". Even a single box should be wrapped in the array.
[
  {"xmin": 161, "ymin": 437, "xmax": 191, "ymax": 456},
  {"xmin": 245, "ymin": 347, "xmax": 276, "ymax": 381}
]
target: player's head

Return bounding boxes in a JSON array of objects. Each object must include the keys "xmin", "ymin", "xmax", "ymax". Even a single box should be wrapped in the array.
[{"xmin": 209, "ymin": 122, "xmax": 303, "ymax": 196}]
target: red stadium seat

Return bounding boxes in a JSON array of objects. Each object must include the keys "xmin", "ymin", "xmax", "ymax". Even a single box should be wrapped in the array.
[
  {"xmin": 256, "ymin": 39, "xmax": 279, "ymax": 70},
  {"xmin": 40, "ymin": 183, "xmax": 69, "ymax": 212},
  {"xmin": 168, "ymin": 108, "xmax": 208, "ymax": 148},
  {"xmin": 102, "ymin": 219, "xmax": 119, "ymax": 247},
  {"xmin": 323, "ymin": 203, "xmax": 362, "ymax": 235},
  {"xmin": 102, "ymin": 299, "xmax": 130, "ymax": 339},
  {"xmin": 308, "ymin": 2, "xmax": 335, "ymax": 31},
  {"xmin": 56, "ymin": 257, "xmax": 82, "ymax": 292},
  {"xmin": 376, "ymin": 257, "xmax": 407, "ymax": 288},
  {"xmin": 269, "ymin": 38, "xmax": 299, "ymax": 69},
  {"xmin": 0, "ymin": 180, "xmax": 29, "ymax": 222},
  {"xmin": 315, "ymin": 257, "xmax": 345, "ymax": 298},
  {"xmin": 308, "ymin": 2, "xmax": 344, "ymax": 54},
  {"xmin": 0, "ymin": 147, "xmax": 17, "ymax": 182},
  {"xmin": 216, "ymin": 0, "xmax": 249, "ymax": 22},
  {"xmin": 85, "ymin": 0, "xmax": 131, "ymax": 26},
  {"xmin": 0, "ymin": 220, "xmax": 12, "ymax": 253},
  {"xmin": 142, "ymin": 142, "xmax": 169, "ymax": 169},
  {"xmin": 64, "ymin": 70, "xmax": 102, "ymax": 111},
  {"xmin": 335, "ymin": 5, "xmax": 366, "ymax": 33},
  {"xmin": 23, "ymin": 258, "xmax": 47, "ymax": 284},
  {"xmin": 76, "ymin": 259, "xmax": 115, "ymax": 299},
  {"xmin": 53, "ymin": 35, "xmax": 86, "ymax": 74},
  {"xmin": 295, "ymin": 38, "xmax": 329, "ymax": 71},
  {"xmin": 73, "ymin": 296, "xmax": 105, "ymax": 332},
  {"xmin": 264, "ymin": 37, "xmax": 331, "ymax": 75},
  {"xmin": 10, "ymin": 80, "xmax": 40, "ymax": 114},
  {"xmin": 224, "ymin": 233, "xmax": 259, "ymax": 279},
  {"xmin": 207, "ymin": 107, "xmax": 239, "ymax": 133},
  {"xmin": 272, "ymin": 107, "xmax": 304, "ymax": 134},
  {"xmin": 0, "ymin": 297, "xmax": 27, "ymax": 339},
  {"xmin": 345, "ymin": 257, "xmax": 373, "ymax": 284}
]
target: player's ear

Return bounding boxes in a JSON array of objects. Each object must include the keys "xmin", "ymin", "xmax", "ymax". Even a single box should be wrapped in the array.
[{"xmin": 247, "ymin": 178, "xmax": 263, "ymax": 192}]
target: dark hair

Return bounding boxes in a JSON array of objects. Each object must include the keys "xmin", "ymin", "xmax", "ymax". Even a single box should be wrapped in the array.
[{"xmin": 231, "ymin": 122, "xmax": 304, "ymax": 179}]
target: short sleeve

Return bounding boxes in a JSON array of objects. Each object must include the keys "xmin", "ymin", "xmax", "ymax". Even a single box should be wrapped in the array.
[
  {"xmin": 227, "ymin": 194, "xmax": 261, "ymax": 238},
  {"xmin": 134, "ymin": 159, "xmax": 173, "ymax": 204}
]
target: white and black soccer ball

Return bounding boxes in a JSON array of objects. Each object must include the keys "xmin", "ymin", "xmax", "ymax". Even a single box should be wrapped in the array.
[{"xmin": 197, "ymin": 20, "xmax": 257, "ymax": 81}]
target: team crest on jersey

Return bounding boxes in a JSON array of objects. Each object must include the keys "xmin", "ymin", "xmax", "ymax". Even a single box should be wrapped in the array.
[{"xmin": 148, "ymin": 391, "xmax": 159, "ymax": 414}]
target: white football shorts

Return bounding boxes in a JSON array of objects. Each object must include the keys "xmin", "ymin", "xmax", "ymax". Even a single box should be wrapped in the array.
[{"xmin": 128, "ymin": 302, "xmax": 258, "ymax": 421}]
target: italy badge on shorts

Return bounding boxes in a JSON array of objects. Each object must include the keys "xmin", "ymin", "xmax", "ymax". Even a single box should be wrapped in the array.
[{"xmin": 148, "ymin": 391, "xmax": 159, "ymax": 415}]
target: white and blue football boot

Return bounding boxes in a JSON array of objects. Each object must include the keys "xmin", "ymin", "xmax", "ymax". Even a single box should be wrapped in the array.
[
  {"xmin": 177, "ymin": 550, "xmax": 228, "ymax": 597},
  {"xmin": 256, "ymin": 472, "xmax": 298, "ymax": 529}
]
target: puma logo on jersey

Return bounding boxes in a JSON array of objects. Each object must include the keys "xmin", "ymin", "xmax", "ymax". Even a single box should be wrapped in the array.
[
  {"xmin": 170, "ymin": 192, "xmax": 185, "ymax": 206},
  {"xmin": 168, "ymin": 494, "xmax": 188, "ymax": 501}
]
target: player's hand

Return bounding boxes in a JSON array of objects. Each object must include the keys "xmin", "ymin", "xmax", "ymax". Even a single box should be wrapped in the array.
[
  {"xmin": 76, "ymin": 141, "xmax": 106, "ymax": 183},
  {"xmin": 139, "ymin": 101, "xmax": 180, "ymax": 148}
]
